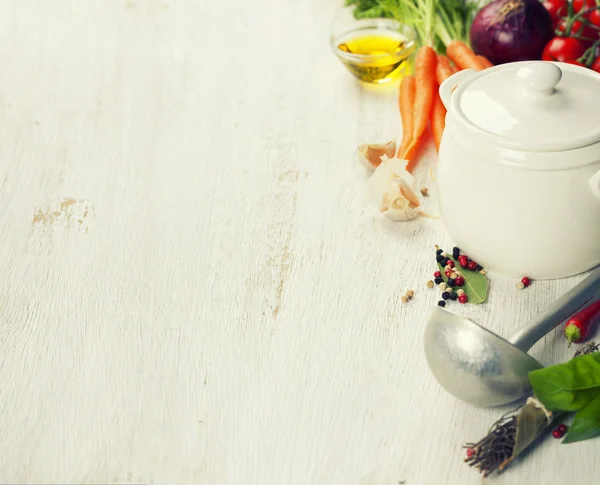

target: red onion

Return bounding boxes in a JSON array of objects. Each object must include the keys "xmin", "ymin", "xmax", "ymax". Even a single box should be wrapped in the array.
[{"xmin": 470, "ymin": 0, "xmax": 554, "ymax": 65}]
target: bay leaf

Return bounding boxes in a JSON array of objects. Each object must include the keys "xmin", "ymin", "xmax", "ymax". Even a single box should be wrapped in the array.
[
  {"xmin": 562, "ymin": 392, "xmax": 600, "ymax": 444},
  {"xmin": 511, "ymin": 400, "xmax": 553, "ymax": 459},
  {"xmin": 435, "ymin": 247, "xmax": 488, "ymax": 304},
  {"xmin": 529, "ymin": 353, "xmax": 600, "ymax": 411}
]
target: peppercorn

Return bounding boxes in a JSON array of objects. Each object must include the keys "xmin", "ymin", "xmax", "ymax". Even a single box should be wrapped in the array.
[
  {"xmin": 466, "ymin": 448, "xmax": 474, "ymax": 458},
  {"xmin": 521, "ymin": 277, "xmax": 531, "ymax": 287},
  {"xmin": 406, "ymin": 289, "xmax": 415, "ymax": 298},
  {"xmin": 434, "ymin": 271, "xmax": 442, "ymax": 278},
  {"xmin": 467, "ymin": 261, "xmax": 477, "ymax": 271},
  {"xmin": 436, "ymin": 248, "xmax": 443, "ymax": 256},
  {"xmin": 439, "ymin": 282, "xmax": 447, "ymax": 291},
  {"xmin": 447, "ymin": 260, "xmax": 455, "ymax": 268},
  {"xmin": 455, "ymin": 276, "xmax": 465, "ymax": 286},
  {"xmin": 442, "ymin": 291, "xmax": 450, "ymax": 300},
  {"xmin": 447, "ymin": 278, "xmax": 456, "ymax": 287},
  {"xmin": 557, "ymin": 424, "xmax": 567, "ymax": 433},
  {"xmin": 434, "ymin": 277, "xmax": 443, "ymax": 285},
  {"xmin": 475, "ymin": 264, "xmax": 483, "ymax": 271},
  {"xmin": 436, "ymin": 254, "xmax": 445, "ymax": 263},
  {"xmin": 401, "ymin": 295, "xmax": 409, "ymax": 303},
  {"xmin": 552, "ymin": 429, "xmax": 563, "ymax": 439},
  {"xmin": 427, "ymin": 280, "xmax": 434, "ymax": 288},
  {"xmin": 458, "ymin": 294, "xmax": 468, "ymax": 304},
  {"xmin": 456, "ymin": 289, "xmax": 465, "ymax": 296},
  {"xmin": 438, "ymin": 300, "xmax": 446, "ymax": 307},
  {"xmin": 449, "ymin": 292, "xmax": 457, "ymax": 301},
  {"xmin": 517, "ymin": 281, "xmax": 525, "ymax": 290}
]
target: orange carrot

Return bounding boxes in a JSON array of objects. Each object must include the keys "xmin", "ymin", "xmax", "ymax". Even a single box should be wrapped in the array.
[
  {"xmin": 477, "ymin": 55, "xmax": 494, "ymax": 69},
  {"xmin": 436, "ymin": 55, "xmax": 455, "ymax": 86},
  {"xmin": 451, "ymin": 63, "xmax": 460, "ymax": 73},
  {"xmin": 446, "ymin": 40, "xmax": 484, "ymax": 71},
  {"xmin": 397, "ymin": 75, "xmax": 416, "ymax": 158},
  {"xmin": 402, "ymin": 45, "xmax": 437, "ymax": 172},
  {"xmin": 430, "ymin": 91, "xmax": 446, "ymax": 153}
]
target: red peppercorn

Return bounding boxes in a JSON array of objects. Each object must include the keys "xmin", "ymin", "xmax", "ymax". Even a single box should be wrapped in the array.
[
  {"xmin": 460, "ymin": 261, "xmax": 468, "ymax": 269},
  {"xmin": 447, "ymin": 260, "xmax": 455, "ymax": 267},
  {"xmin": 467, "ymin": 261, "xmax": 477, "ymax": 271},
  {"xmin": 522, "ymin": 277, "xmax": 531, "ymax": 287},
  {"xmin": 458, "ymin": 294, "xmax": 468, "ymax": 304},
  {"xmin": 552, "ymin": 429, "xmax": 563, "ymax": 439},
  {"xmin": 445, "ymin": 270, "xmax": 452, "ymax": 277},
  {"xmin": 455, "ymin": 276, "xmax": 465, "ymax": 286},
  {"xmin": 466, "ymin": 448, "xmax": 474, "ymax": 458},
  {"xmin": 434, "ymin": 271, "xmax": 442, "ymax": 278},
  {"xmin": 557, "ymin": 424, "xmax": 567, "ymax": 433}
]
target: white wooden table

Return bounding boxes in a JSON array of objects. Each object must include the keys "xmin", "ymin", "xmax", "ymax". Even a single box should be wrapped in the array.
[{"xmin": 1, "ymin": 1, "xmax": 597, "ymax": 484}]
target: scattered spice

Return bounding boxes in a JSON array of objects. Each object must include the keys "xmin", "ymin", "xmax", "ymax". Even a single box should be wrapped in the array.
[
  {"xmin": 438, "ymin": 300, "xmax": 446, "ymax": 307},
  {"xmin": 435, "ymin": 245, "xmax": 488, "ymax": 304},
  {"xmin": 401, "ymin": 295, "xmax": 410, "ymax": 303},
  {"xmin": 421, "ymin": 187, "xmax": 429, "ymax": 196},
  {"xmin": 517, "ymin": 281, "xmax": 525, "ymax": 290},
  {"xmin": 521, "ymin": 276, "xmax": 531, "ymax": 287},
  {"xmin": 458, "ymin": 294, "xmax": 468, "ymax": 304},
  {"xmin": 406, "ymin": 289, "xmax": 415, "ymax": 298},
  {"xmin": 427, "ymin": 280, "xmax": 435, "ymax": 288},
  {"xmin": 439, "ymin": 282, "xmax": 447, "ymax": 291}
]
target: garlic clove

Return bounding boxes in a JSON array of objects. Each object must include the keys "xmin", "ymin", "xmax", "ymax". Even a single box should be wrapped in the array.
[
  {"xmin": 356, "ymin": 140, "xmax": 397, "ymax": 170},
  {"xmin": 366, "ymin": 155, "xmax": 421, "ymax": 222}
]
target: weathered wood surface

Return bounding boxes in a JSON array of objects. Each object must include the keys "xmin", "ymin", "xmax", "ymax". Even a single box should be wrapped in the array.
[{"xmin": 0, "ymin": 1, "xmax": 596, "ymax": 484}]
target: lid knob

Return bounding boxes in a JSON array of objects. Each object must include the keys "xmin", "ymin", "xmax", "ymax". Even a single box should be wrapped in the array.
[{"xmin": 516, "ymin": 62, "xmax": 563, "ymax": 97}]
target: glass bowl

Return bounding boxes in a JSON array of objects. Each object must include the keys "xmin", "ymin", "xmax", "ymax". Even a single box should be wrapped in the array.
[{"xmin": 330, "ymin": 8, "xmax": 416, "ymax": 84}]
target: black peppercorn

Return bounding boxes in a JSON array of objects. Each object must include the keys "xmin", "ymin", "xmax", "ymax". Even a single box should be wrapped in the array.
[
  {"xmin": 449, "ymin": 292, "xmax": 458, "ymax": 301},
  {"xmin": 436, "ymin": 248, "xmax": 443, "ymax": 256},
  {"xmin": 442, "ymin": 291, "xmax": 450, "ymax": 300},
  {"xmin": 447, "ymin": 278, "xmax": 456, "ymax": 287},
  {"xmin": 434, "ymin": 277, "xmax": 443, "ymax": 284},
  {"xmin": 438, "ymin": 300, "xmax": 446, "ymax": 307},
  {"xmin": 436, "ymin": 254, "xmax": 445, "ymax": 263}
]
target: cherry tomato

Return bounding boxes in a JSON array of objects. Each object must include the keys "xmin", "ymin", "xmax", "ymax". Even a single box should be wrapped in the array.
[
  {"xmin": 556, "ymin": 19, "xmax": 597, "ymax": 44},
  {"xmin": 592, "ymin": 57, "xmax": 600, "ymax": 72},
  {"xmin": 573, "ymin": 0, "xmax": 597, "ymax": 17},
  {"xmin": 543, "ymin": 0, "xmax": 569, "ymax": 27},
  {"xmin": 589, "ymin": 8, "xmax": 600, "ymax": 29},
  {"xmin": 542, "ymin": 36, "xmax": 588, "ymax": 62}
]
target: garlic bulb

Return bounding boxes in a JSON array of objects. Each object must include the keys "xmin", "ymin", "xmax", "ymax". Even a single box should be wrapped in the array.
[
  {"xmin": 366, "ymin": 156, "xmax": 421, "ymax": 221},
  {"xmin": 355, "ymin": 140, "xmax": 397, "ymax": 170}
]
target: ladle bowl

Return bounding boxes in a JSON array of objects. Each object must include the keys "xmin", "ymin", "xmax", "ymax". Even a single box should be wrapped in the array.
[{"xmin": 424, "ymin": 266, "xmax": 600, "ymax": 407}]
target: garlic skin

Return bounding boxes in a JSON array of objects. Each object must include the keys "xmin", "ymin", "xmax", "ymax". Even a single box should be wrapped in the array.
[
  {"xmin": 356, "ymin": 140, "xmax": 397, "ymax": 170},
  {"xmin": 366, "ymin": 156, "xmax": 421, "ymax": 221}
]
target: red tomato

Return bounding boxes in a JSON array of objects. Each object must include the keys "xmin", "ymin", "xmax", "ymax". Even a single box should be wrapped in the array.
[
  {"xmin": 543, "ymin": 0, "xmax": 569, "ymax": 27},
  {"xmin": 542, "ymin": 37, "xmax": 588, "ymax": 62},
  {"xmin": 589, "ymin": 8, "xmax": 600, "ymax": 29},
  {"xmin": 592, "ymin": 57, "xmax": 600, "ymax": 73},
  {"xmin": 573, "ymin": 0, "xmax": 597, "ymax": 17},
  {"xmin": 556, "ymin": 19, "xmax": 597, "ymax": 44}
]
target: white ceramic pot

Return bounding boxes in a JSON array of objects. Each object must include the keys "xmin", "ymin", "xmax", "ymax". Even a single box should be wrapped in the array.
[{"xmin": 437, "ymin": 61, "xmax": 600, "ymax": 280}]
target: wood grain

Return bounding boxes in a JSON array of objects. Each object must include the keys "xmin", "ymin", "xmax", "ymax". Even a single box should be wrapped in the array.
[{"xmin": 0, "ymin": 0, "xmax": 596, "ymax": 484}]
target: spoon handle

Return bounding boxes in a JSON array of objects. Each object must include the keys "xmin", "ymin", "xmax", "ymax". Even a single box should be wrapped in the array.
[{"xmin": 509, "ymin": 266, "xmax": 600, "ymax": 352}]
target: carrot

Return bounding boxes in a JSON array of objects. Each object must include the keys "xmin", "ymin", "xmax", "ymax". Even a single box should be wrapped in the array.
[
  {"xmin": 451, "ymin": 63, "xmax": 460, "ymax": 74},
  {"xmin": 430, "ymin": 91, "xmax": 446, "ymax": 153},
  {"xmin": 477, "ymin": 55, "xmax": 494, "ymax": 69},
  {"xmin": 402, "ymin": 45, "xmax": 437, "ymax": 172},
  {"xmin": 564, "ymin": 300, "xmax": 600, "ymax": 346},
  {"xmin": 436, "ymin": 55, "xmax": 455, "ymax": 86},
  {"xmin": 397, "ymin": 75, "xmax": 416, "ymax": 158},
  {"xmin": 446, "ymin": 40, "xmax": 484, "ymax": 71}
]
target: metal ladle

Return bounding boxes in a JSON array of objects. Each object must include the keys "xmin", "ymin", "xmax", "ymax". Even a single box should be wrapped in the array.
[{"xmin": 424, "ymin": 266, "xmax": 600, "ymax": 407}]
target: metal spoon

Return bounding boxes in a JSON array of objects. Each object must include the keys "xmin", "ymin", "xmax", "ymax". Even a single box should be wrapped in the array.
[{"xmin": 424, "ymin": 266, "xmax": 600, "ymax": 407}]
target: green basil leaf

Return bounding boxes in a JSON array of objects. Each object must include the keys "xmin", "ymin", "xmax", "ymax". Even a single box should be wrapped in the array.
[
  {"xmin": 563, "ymin": 392, "xmax": 600, "ymax": 444},
  {"xmin": 435, "ymin": 248, "xmax": 488, "ymax": 304},
  {"xmin": 529, "ymin": 353, "xmax": 600, "ymax": 411}
]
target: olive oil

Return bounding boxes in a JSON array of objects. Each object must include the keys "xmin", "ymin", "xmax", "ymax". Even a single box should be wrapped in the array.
[{"xmin": 334, "ymin": 28, "xmax": 415, "ymax": 84}]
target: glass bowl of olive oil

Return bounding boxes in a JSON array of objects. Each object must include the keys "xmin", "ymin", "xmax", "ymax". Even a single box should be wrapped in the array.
[{"xmin": 330, "ymin": 11, "xmax": 416, "ymax": 84}]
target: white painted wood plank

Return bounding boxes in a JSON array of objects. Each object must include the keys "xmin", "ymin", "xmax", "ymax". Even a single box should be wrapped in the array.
[{"xmin": 0, "ymin": 0, "xmax": 596, "ymax": 484}]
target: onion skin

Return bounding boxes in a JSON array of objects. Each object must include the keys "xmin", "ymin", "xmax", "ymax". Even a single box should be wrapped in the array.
[{"xmin": 470, "ymin": 0, "xmax": 554, "ymax": 65}]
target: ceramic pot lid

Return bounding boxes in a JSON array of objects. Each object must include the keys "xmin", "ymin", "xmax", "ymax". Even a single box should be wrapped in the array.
[{"xmin": 452, "ymin": 61, "xmax": 600, "ymax": 152}]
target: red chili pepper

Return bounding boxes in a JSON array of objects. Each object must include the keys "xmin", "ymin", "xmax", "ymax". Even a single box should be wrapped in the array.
[{"xmin": 564, "ymin": 300, "xmax": 600, "ymax": 346}]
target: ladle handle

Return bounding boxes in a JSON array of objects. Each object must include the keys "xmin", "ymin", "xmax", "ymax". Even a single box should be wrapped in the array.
[{"xmin": 509, "ymin": 266, "xmax": 600, "ymax": 352}]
